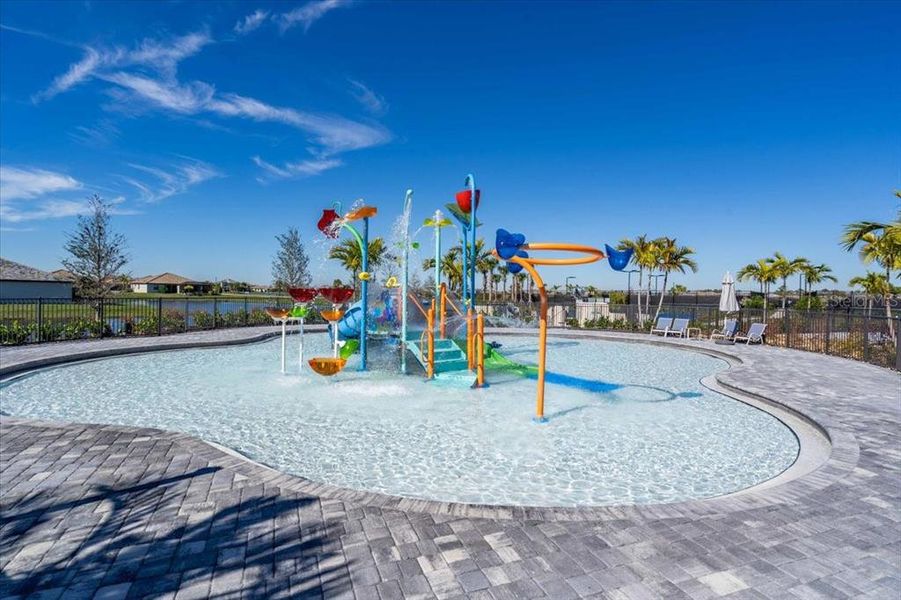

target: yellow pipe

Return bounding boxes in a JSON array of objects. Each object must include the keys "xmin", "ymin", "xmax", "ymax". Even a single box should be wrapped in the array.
[
  {"xmin": 476, "ymin": 313, "xmax": 485, "ymax": 387},
  {"xmin": 510, "ymin": 256, "xmax": 548, "ymax": 422},
  {"xmin": 439, "ymin": 283, "xmax": 447, "ymax": 339}
]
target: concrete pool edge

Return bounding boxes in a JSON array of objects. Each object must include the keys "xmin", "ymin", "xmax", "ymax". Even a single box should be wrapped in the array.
[{"xmin": 0, "ymin": 326, "xmax": 862, "ymax": 522}]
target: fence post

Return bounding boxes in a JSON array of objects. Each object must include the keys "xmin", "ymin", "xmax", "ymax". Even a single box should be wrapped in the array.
[
  {"xmin": 185, "ymin": 298, "xmax": 189, "ymax": 332},
  {"xmin": 244, "ymin": 297, "xmax": 249, "ymax": 326},
  {"xmin": 825, "ymin": 311, "xmax": 832, "ymax": 354},
  {"xmin": 36, "ymin": 298, "xmax": 43, "ymax": 343},
  {"xmin": 895, "ymin": 318, "xmax": 901, "ymax": 371},
  {"xmin": 863, "ymin": 312, "xmax": 870, "ymax": 362},
  {"xmin": 213, "ymin": 298, "xmax": 218, "ymax": 328},
  {"xmin": 99, "ymin": 297, "xmax": 105, "ymax": 338},
  {"xmin": 157, "ymin": 298, "xmax": 162, "ymax": 336}
]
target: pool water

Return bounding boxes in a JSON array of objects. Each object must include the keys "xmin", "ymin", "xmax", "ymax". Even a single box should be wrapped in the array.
[{"xmin": 0, "ymin": 334, "xmax": 799, "ymax": 506}]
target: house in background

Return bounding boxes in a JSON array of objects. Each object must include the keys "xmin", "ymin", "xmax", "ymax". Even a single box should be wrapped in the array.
[
  {"xmin": 0, "ymin": 258, "xmax": 74, "ymax": 300},
  {"xmin": 130, "ymin": 273, "xmax": 212, "ymax": 294},
  {"xmin": 50, "ymin": 269, "xmax": 76, "ymax": 282}
]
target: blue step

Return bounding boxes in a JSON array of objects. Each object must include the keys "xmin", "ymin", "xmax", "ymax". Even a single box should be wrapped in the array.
[{"xmin": 404, "ymin": 330, "xmax": 472, "ymax": 375}]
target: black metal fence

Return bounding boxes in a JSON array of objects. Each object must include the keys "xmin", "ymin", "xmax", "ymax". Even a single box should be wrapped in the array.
[
  {"xmin": 478, "ymin": 300, "xmax": 900, "ymax": 370},
  {"xmin": 4, "ymin": 296, "xmax": 898, "ymax": 370},
  {"xmin": 0, "ymin": 296, "xmax": 326, "ymax": 345}
]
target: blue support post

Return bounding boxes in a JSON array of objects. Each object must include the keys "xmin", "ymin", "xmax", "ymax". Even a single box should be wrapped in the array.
[
  {"xmin": 466, "ymin": 173, "xmax": 477, "ymax": 307},
  {"xmin": 360, "ymin": 216, "xmax": 369, "ymax": 370}
]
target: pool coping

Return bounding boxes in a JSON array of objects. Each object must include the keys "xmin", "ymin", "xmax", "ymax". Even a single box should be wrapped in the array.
[{"xmin": 0, "ymin": 326, "xmax": 863, "ymax": 521}]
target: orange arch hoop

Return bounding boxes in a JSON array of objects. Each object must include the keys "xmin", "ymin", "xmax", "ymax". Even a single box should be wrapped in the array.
[{"xmin": 492, "ymin": 243, "xmax": 605, "ymax": 423}]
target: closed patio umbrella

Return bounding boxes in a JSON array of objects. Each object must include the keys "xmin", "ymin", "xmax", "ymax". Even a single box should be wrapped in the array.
[{"xmin": 719, "ymin": 271, "xmax": 740, "ymax": 313}]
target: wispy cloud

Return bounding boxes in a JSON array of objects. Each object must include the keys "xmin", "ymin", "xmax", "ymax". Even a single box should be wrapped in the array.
[
  {"xmin": 123, "ymin": 158, "xmax": 222, "ymax": 203},
  {"xmin": 34, "ymin": 30, "xmax": 212, "ymax": 102},
  {"xmin": 348, "ymin": 79, "xmax": 388, "ymax": 116},
  {"xmin": 0, "ymin": 166, "xmax": 140, "ymax": 223},
  {"xmin": 68, "ymin": 119, "xmax": 120, "ymax": 147},
  {"xmin": 0, "ymin": 197, "xmax": 139, "ymax": 223},
  {"xmin": 235, "ymin": 9, "xmax": 270, "ymax": 35},
  {"xmin": 277, "ymin": 0, "xmax": 351, "ymax": 33},
  {"xmin": 0, "ymin": 166, "xmax": 82, "ymax": 200},
  {"xmin": 209, "ymin": 93, "xmax": 390, "ymax": 154},
  {"xmin": 252, "ymin": 156, "xmax": 342, "ymax": 181}
]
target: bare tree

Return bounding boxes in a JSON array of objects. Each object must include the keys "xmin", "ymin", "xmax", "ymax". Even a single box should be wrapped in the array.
[
  {"xmin": 271, "ymin": 227, "xmax": 311, "ymax": 290},
  {"xmin": 62, "ymin": 195, "xmax": 129, "ymax": 302}
]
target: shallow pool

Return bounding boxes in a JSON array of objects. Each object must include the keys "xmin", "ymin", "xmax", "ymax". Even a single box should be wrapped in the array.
[{"xmin": 0, "ymin": 334, "xmax": 799, "ymax": 506}]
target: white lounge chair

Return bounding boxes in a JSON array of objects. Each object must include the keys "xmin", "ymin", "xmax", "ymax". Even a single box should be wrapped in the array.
[
  {"xmin": 665, "ymin": 318, "xmax": 690, "ymax": 338},
  {"xmin": 650, "ymin": 317, "xmax": 673, "ymax": 336},
  {"xmin": 711, "ymin": 319, "xmax": 738, "ymax": 341},
  {"xmin": 735, "ymin": 322, "xmax": 767, "ymax": 344}
]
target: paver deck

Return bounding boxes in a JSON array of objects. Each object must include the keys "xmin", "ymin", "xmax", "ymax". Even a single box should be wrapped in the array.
[{"xmin": 1, "ymin": 326, "xmax": 899, "ymax": 599}]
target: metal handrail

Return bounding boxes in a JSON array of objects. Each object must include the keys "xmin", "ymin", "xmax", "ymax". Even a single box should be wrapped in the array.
[
  {"xmin": 441, "ymin": 283, "xmax": 464, "ymax": 317},
  {"xmin": 408, "ymin": 292, "xmax": 428, "ymax": 319}
]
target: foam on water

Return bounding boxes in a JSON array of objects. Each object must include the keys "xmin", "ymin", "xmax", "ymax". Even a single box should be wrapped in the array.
[{"xmin": 0, "ymin": 334, "xmax": 799, "ymax": 506}]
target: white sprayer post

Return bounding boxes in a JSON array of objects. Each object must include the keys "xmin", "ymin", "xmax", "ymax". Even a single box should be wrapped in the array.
[{"xmin": 280, "ymin": 320, "xmax": 286, "ymax": 373}]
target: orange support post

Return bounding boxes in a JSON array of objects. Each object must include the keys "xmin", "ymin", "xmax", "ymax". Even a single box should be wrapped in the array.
[
  {"xmin": 494, "ymin": 242, "xmax": 604, "ymax": 422},
  {"xmin": 476, "ymin": 313, "xmax": 485, "ymax": 387},
  {"xmin": 439, "ymin": 283, "xmax": 447, "ymax": 339},
  {"xmin": 466, "ymin": 308, "xmax": 475, "ymax": 370}
]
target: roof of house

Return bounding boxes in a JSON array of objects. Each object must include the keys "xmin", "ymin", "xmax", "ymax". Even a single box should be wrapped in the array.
[
  {"xmin": 0, "ymin": 258, "xmax": 70, "ymax": 283},
  {"xmin": 131, "ymin": 272, "xmax": 208, "ymax": 285},
  {"xmin": 50, "ymin": 269, "xmax": 77, "ymax": 281}
]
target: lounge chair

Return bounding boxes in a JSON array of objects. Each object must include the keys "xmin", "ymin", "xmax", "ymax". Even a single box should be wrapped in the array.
[
  {"xmin": 735, "ymin": 322, "xmax": 767, "ymax": 344},
  {"xmin": 650, "ymin": 317, "xmax": 673, "ymax": 336},
  {"xmin": 664, "ymin": 318, "xmax": 690, "ymax": 338},
  {"xmin": 711, "ymin": 319, "xmax": 738, "ymax": 341}
]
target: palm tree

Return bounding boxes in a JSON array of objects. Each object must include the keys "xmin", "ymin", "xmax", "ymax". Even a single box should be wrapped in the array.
[
  {"xmin": 618, "ymin": 235, "xmax": 656, "ymax": 322},
  {"xmin": 849, "ymin": 272, "xmax": 891, "ymax": 316},
  {"xmin": 840, "ymin": 195, "xmax": 901, "ymax": 253},
  {"xmin": 670, "ymin": 284, "xmax": 688, "ymax": 302},
  {"xmin": 422, "ymin": 246, "xmax": 464, "ymax": 293},
  {"xmin": 767, "ymin": 252, "xmax": 808, "ymax": 311},
  {"xmin": 651, "ymin": 238, "xmax": 698, "ymax": 321},
  {"xmin": 471, "ymin": 239, "xmax": 495, "ymax": 302},
  {"xmin": 800, "ymin": 263, "xmax": 837, "ymax": 309},
  {"xmin": 737, "ymin": 259, "xmax": 778, "ymax": 319},
  {"xmin": 515, "ymin": 272, "xmax": 528, "ymax": 303},
  {"xmin": 497, "ymin": 264, "xmax": 509, "ymax": 300},
  {"xmin": 842, "ymin": 205, "xmax": 901, "ymax": 340},
  {"xmin": 328, "ymin": 237, "xmax": 389, "ymax": 294}
]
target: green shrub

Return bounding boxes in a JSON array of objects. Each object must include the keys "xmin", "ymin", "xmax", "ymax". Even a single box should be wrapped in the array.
[
  {"xmin": 0, "ymin": 321, "xmax": 33, "ymax": 345},
  {"xmin": 794, "ymin": 296, "xmax": 823, "ymax": 310},
  {"xmin": 608, "ymin": 291, "xmax": 627, "ymax": 304}
]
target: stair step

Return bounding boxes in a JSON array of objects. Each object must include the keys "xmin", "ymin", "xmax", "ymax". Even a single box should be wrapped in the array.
[{"xmin": 434, "ymin": 359, "xmax": 469, "ymax": 373}]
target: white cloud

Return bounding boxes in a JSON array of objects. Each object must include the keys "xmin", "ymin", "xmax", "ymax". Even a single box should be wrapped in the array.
[
  {"xmin": 36, "ymin": 48, "xmax": 102, "ymax": 100},
  {"xmin": 35, "ymin": 30, "xmax": 212, "ymax": 102},
  {"xmin": 0, "ymin": 166, "xmax": 142, "ymax": 223},
  {"xmin": 124, "ymin": 158, "xmax": 222, "ymax": 202},
  {"xmin": 0, "ymin": 199, "xmax": 92, "ymax": 222},
  {"xmin": 252, "ymin": 155, "xmax": 342, "ymax": 181},
  {"xmin": 101, "ymin": 73, "xmax": 215, "ymax": 113},
  {"xmin": 33, "ymin": 24, "xmax": 391, "ymax": 182},
  {"xmin": 0, "ymin": 198, "xmax": 140, "ymax": 223},
  {"xmin": 0, "ymin": 166, "xmax": 81, "ymax": 200},
  {"xmin": 68, "ymin": 120, "xmax": 120, "ymax": 147},
  {"xmin": 348, "ymin": 79, "xmax": 388, "ymax": 116},
  {"xmin": 278, "ymin": 0, "xmax": 350, "ymax": 33},
  {"xmin": 235, "ymin": 9, "xmax": 270, "ymax": 35},
  {"xmin": 209, "ymin": 93, "xmax": 390, "ymax": 154}
]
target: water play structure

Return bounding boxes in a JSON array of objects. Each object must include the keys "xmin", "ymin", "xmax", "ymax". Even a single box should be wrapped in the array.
[{"xmin": 265, "ymin": 173, "xmax": 635, "ymax": 421}]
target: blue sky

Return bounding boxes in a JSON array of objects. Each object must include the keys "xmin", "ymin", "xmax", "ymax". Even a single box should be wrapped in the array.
[{"xmin": 1, "ymin": 0, "xmax": 898, "ymax": 290}]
